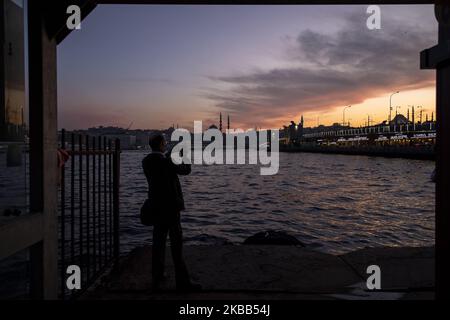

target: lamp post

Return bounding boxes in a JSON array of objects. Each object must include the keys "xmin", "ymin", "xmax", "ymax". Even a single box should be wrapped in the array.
[
  {"xmin": 389, "ymin": 91, "xmax": 399, "ymax": 122},
  {"xmin": 343, "ymin": 105, "xmax": 351, "ymax": 127}
]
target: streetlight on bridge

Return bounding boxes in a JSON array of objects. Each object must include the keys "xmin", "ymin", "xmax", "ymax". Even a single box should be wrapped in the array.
[
  {"xmin": 343, "ymin": 105, "xmax": 351, "ymax": 127},
  {"xmin": 389, "ymin": 91, "xmax": 400, "ymax": 122}
]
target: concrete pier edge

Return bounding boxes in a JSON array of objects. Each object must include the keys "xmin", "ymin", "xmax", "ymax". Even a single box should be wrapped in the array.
[{"xmin": 80, "ymin": 245, "xmax": 434, "ymax": 300}]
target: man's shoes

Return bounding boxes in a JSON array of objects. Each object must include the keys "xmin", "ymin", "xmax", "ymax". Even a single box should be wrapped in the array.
[{"xmin": 176, "ymin": 282, "xmax": 202, "ymax": 292}]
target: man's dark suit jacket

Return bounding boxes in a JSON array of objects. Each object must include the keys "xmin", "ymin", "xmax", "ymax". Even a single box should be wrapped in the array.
[{"xmin": 142, "ymin": 152, "xmax": 191, "ymax": 224}]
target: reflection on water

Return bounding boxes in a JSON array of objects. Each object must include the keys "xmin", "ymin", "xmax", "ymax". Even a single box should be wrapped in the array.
[
  {"xmin": 0, "ymin": 148, "xmax": 28, "ymax": 225},
  {"xmin": 120, "ymin": 151, "xmax": 435, "ymax": 254}
]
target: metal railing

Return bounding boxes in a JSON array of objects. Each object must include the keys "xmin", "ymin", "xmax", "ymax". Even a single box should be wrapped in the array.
[
  {"xmin": 302, "ymin": 122, "xmax": 436, "ymax": 139},
  {"xmin": 58, "ymin": 129, "xmax": 120, "ymax": 299}
]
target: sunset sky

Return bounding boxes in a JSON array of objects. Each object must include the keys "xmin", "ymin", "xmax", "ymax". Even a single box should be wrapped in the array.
[{"xmin": 57, "ymin": 5, "xmax": 437, "ymax": 131}]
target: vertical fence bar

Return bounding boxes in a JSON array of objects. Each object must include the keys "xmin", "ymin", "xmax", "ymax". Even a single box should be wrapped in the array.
[
  {"xmin": 60, "ymin": 129, "xmax": 66, "ymax": 299},
  {"xmin": 103, "ymin": 137, "xmax": 108, "ymax": 263},
  {"xmin": 98, "ymin": 136, "xmax": 102, "ymax": 267},
  {"xmin": 58, "ymin": 131, "xmax": 120, "ymax": 296},
  {"xmin": 78, "ymin": 134, "xmax": 83, "ymax": 288},
  {"xmin": 70, "ymin": 133, "xmax": 75, "ymax": 265},
  {"xmin": 85, "ymin": 135, "xmax": 90, "ymax": 283},
  {"xmin": 92, "ymin": 137, "xmax": 96, "ymax": 274},
  {"xmin": 108, "ymin": 139, "xmax": 113, "ymax": 261},
  {"xmin": 113, "ymin": 139, "xmax": 121, "ymax": 262}
]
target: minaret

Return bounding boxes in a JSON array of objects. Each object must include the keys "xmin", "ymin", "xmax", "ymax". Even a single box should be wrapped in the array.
[
  {"xmin": 298, "ymin": 115, "xmax": 304, "ymax": 138},
  {"xmin": 227, "ymin": 115, "xmax": 230, "ymax": 132},
  {"xmin": 426, "ymin": 114, "xmax": 429, "ymax": 122},
  {"xmin": 432, "ymin": 112, "xmax": 434, "ymax": 122},
  {"xmin": 407, "ymin": 108, "xmax": 410, "ymax": 122},
  {"xmin": 219, "ymin": 112, "xmax": 222, "ymax": 132},
  {"xmin": 412, "ymin": 106, "xmax": 415, "ymax": 124}
]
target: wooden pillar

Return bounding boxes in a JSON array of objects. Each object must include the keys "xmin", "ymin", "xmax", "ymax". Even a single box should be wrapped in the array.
[
  {"xmin": 0, "ymin": 1, "xmax": 4, "ymax": 139},
  {"xmin": 435, "ymin": 21, "xmax": 450, "ymax": 301},
  {"xmin": 421, "ymin": 4, "xmax": 450, "ymax": 300},
  {"xmin": 28, "ymin": 1, "xmax": 58, "ymax": 299}
]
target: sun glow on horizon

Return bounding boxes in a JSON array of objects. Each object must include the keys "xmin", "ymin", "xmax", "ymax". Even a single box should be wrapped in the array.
[{"xmin": 294, "ymin": 86, "xmax": 436, "ymax": 129}]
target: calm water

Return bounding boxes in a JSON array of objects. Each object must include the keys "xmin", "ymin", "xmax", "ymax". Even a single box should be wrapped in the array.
[{"xmin": 120, "ymin": 150, "xmax": 435, "ymax": 255}]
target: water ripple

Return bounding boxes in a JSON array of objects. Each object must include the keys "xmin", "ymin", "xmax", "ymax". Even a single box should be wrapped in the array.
[{"xmin": 119, "ymin": 151, "xmax": 435, "ymax": 255}]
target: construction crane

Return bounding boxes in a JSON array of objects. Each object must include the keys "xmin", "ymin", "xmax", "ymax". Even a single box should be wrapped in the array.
[{"xmin": 126, "ymin": 121, "xmax": 134, "ymax": 130}]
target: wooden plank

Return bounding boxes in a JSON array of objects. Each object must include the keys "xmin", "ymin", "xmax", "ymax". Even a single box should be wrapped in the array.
[
  {"xmin": 421, "ymin": 44, "xmax": 450, "ymax": 69},
  {"xmin": 28, "ymin": 1, "xmax": 59, "ymax": 300},
  {"xmin": 435, "ymin": 23, "xmax": 450, "ymax": 300},
  {"xmin": 48, "ymin": 0, "xmax": 98, "ymax": 44},
  {"xmin": 0, "ymin": 213, "xmax": 43, "ymax": 260},
  {"xmin": 97, "ymin": 0, "xmax": 438, "ymax": 4}
]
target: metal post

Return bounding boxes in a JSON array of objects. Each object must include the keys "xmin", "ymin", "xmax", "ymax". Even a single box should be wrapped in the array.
[
  {"xmin": 85, "ymin": 135, "xmax": 90, "ymax": 282},
  {"xmin": 60, "ymin": 129, "xmax": 66, "ymax": 299},
  {"xmin": 103, "ymin": 137, "xmax": 108, "ymax": 263},
  {"xmin": 78, "ymin": 134, "xmax": 83, "ymax": 283},
  {"xmin": 108, "ymin": 140, "xmax": 113, "ymax": 260},
  {"xmin": 343, "ymin": 105, "xmax": 351, "ymax": 126},
  {"xmin": 113, "ymin": 139, "xmax": 121, "ymax": 262},
  {"xmin": 389, "ymin": 91, "xmax": 399, "ymax": 123},
  {"xmin": 70, "ymin": 133, "xmax": 75, "ymax": 265},
  {"xmin": 98, "ymin": 136, "xmax": 102, "ymax": 266},
  {"xmin": 92, "ymin": 137, "xmax": 96, "ymax": 274}
]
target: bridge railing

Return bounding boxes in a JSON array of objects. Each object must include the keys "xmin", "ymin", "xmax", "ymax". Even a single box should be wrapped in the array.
[
  {"xmin": 302, "ymin": 122, "xmax": 436, "ymax": 139},
  {"xmin": 58, "ymin": 129, "xmax": 121, "ymax": 299}
]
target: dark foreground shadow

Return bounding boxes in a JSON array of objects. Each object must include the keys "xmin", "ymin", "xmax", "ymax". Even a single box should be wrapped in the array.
[{"xmin": 80, "ymin": 245, "xmax": 434, "ymax": 300}]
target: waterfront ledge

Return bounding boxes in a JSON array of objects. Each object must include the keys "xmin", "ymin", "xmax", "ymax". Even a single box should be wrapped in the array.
[{"xmin": 80, "ymin": 245, "xmax": 434, "ymax": 300}]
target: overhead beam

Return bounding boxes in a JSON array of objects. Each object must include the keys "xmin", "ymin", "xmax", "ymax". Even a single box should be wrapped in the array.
[
  {"xmin": 96, "ymin": 0, "xmax": 438, "ymax": 4},
  {"xmin": 51, "ymin": 0, "xmax": 97, "ymax": 44},
  {"xmin": 31, "ymin": 0, "xmax": 97, "ymax": 45},
  {"xmin": 421, "ymin": 44, "xmax": 450, "ymax": 69}
]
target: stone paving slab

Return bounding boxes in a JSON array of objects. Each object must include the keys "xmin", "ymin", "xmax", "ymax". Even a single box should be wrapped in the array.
[{"xmin": 81, "ymin": 245, "xmax": 434, "ymax": 300}]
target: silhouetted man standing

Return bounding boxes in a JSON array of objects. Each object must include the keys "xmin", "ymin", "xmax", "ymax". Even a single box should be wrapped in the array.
[{"xmin": 142, "ymin": 134, "xmax": 201, "ymax": 292}]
